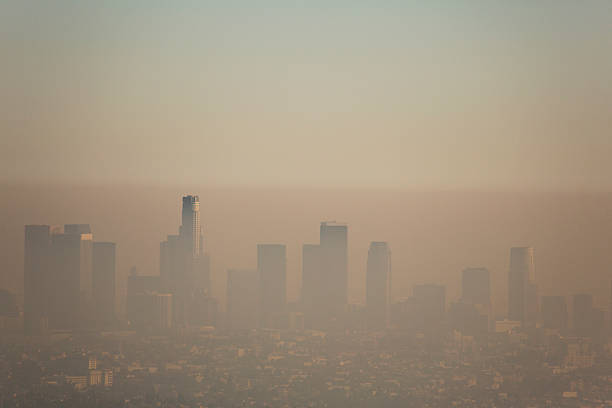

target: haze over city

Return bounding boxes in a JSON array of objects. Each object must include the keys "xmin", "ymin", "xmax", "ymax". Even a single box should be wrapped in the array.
[{"xmin": 1, "ymin": 1, "xmax": 612, "ymax": 407}]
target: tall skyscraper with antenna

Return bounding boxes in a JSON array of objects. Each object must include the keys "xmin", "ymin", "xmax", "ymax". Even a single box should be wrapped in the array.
[{"xmin": 160, "ymin": 195, "xmax": 211, "ymax": 327}]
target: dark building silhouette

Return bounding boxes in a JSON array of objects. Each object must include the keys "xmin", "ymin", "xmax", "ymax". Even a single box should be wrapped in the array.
[
  {"xmin": 257, "ymin": 244, "xmax": 287, "ymax": 329},
  {"xmin": 126, "ymin": 273, "xmax": 171, "ymax": 330},
  {"xmin": 300, "ymin": 222, "xmax": 348, "ymax": 330},
  {"xmin": 541, "ymin": 295, "xmax": 568, "ymax": 330},
  {"xmin": 92, "ymin": 242, "xmax": 116, "ymax": 328},
  {"xmin": 366, "ymin": 241, "xmax": 391, "ymax": 331},
  {"xmin": 462, "ymin": 267, "xmax": 490, "ymax": 306},
  {"xmin": 226, "ymin": 269, "xmax": 258, "ymax": 330},
  {"xmin": 160, "ymin": 195, "xmax": 211, "ymax": 327},
  {"xmin": 320, "ymin": 222, "xmax": 348, "ymax": 312},
  {"xmin": 47, "ymin": 225, "xmax": 93, "ymax": 330},
  {"xmin": 24, "ymin": 225, "xmax": 51, "ymax": 335},
  {"xmin": 508, "ymin": 247, "xmax": 538, "ymax": 327}
]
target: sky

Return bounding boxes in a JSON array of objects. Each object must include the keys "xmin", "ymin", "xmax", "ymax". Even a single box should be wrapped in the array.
[{"xmin": 2, "ymin": 1, "xmax": 612, "ymax": 190}]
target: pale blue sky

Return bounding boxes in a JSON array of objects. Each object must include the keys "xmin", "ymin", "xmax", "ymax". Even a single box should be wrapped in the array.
[{"xmin": 2, "ymin": 1, "xmax": 611, "ymax": 189}]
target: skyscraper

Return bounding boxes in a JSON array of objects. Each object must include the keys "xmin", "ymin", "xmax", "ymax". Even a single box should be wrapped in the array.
[
  {"xmin": 257, "ymin": 244, "xmax": 287, "ymax": 329},
  {"xmin": 24, "ymin": 225, "xmax": 51, "ymax": 335},
  {"xmin": 541, "ymin": 295, "xmax": 568, "ymax": 330},
  {"xmin": 226, "ymin": 269, "xmax": 258, "ymax": 330},
  {"xmin": 366, "ymin": 242, "xmax": 391, "ymax": 331},
  {"xmin": 320, "ymin": 221, "xmax": 348, "ymax": 313},
  {"xmin": 462, "ymin": 267, "xmax": 490, "ymax": 306},
  {"xmin": 180, "ymin": 195, "xmax": 202, "ymax": 257},
  {"xmin": 508, "ymin": 247, "xmax": 538, "ymax": 327},
  {"xmin": 92, "ymin": 242, "xmax": 116, "ymax": 328},
  {"xmin": 46, "ymin": 225, "xmax": 94, "ymax": 330},
  {"xmin": 160, "ymin": 195, "xmax": 211, "ymax": 327}
]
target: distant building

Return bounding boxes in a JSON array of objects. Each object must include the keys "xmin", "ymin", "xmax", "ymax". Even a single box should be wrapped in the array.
[
  {"xmin": 495, "ymin": 319, "xmax": 521, "ymax": 334},
  {"xmin": 257, "ymin": 244, "xmax": 287, "ymax": 329},
  {"xmin": 92, "ymin": 242, "xmax": 116, "ymax": 328},
  {"xmin": 301, "ymin": 222, "xmax": 348, "ymax": 330},
  {"xmin": 160, "ymin": 195, "xmax": 211, "ymax": 327},
  {"xmin": 24, "ymin": 225, "xmax": 51, "ymax": 335},
  {"xmin": 541, "ymin": 295, "xmax": 568, "ymax": 330},
  {"xmin": 226, "ymin": 269, "xmax": 258, "ymax": 330},
  {"xmin": 48, "ymin": 225, "xmax": 94, "ymax": 330},
  {"xmin": 320, "ymin": 222, "xmax": 348, "ymax": 313},
  {"xmin": 366, "ymin": 242, "xmax": 391, "ymax": 331},
  {"xmin": 508, "ymin": 247, "xmax": 538, "ymax": 327}
]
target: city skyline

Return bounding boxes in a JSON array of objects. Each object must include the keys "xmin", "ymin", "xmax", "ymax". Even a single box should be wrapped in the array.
[
  {"xmin": 6, "ymin": 188, "xmax": 612, "ymax": 315},
  {"xmin": 16, "ymin": 194, "xmax": 612, "ymax": 335}
]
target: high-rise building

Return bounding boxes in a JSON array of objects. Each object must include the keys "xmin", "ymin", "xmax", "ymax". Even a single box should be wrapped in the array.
[
  {"xmin": 226, "ymin": 269, "xmax": 258, "ymax": 330},
  {"xmin": 47, "ymin": 225, "xmax": 93, "ymax": 330},
  {"xmin": 92, "ymin": 242, "xmax": 116, "ymax": 328},
  {"xmin": 24, "ymin": 225, "xmax": 51, "ymax": 335},
  {"xmin": 126, "ymin": 272, "xmax": 172, "ymax": 330},
  {"xmin": 541, "ymin": 295, "xmax": 568, "ymax": 330},
  {"xmin": 462, "ymin": 268, "xmax": 490, "ymax": 306},
  {"xmin": 573, "ymin": 293, "xmax": 593, "ymax": 337},
  {"xmin": 180, "ymin": 195, "xmax": 202, "ymax": 257},
  {"xmin": 257, "ymin": 244, "xmax": 287, "ymax": 329},
  {"xmin": 160, "ymin": 195, "xmax": 211, "ymax": 327},
  {"xmin": 508, "ymin": 247, "xmax": 538, "ymax": 327},
  {"xmin": 320, "ymin": 221, "xmax": 348, "ymax": 314},
  {"xmin": 366, "ymin": 242, "xmax": 391, "ymax": 331}
]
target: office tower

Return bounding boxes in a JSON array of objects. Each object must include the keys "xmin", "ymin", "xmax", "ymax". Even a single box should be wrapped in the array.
[
  {"xmin": 412, "ymin": 284, "xmax": 446, "ymax": 329},
  {"xmin": 366, "ymin": 242, "xmax": 391, "ymax": 331},
  {"xmin": 573, "ymin": 294, "xmax": 593, "ymax": 337},
  {"xmin": 180, "ymin": 195, "xmax": 202, "ymax": 257},
  {"xmin": 508, "ymin": 247, "xmax": 538, "ymax": 327},
  {"xmin": 47, "ymin": 225, "xmax": 93, "ymax": 330},
  {"xmin": 92, "ymin": 242, "xmax": 116, "ymax": 328},
  {"xmin": 301, "ymin": 244, "xmax": 323, "ymax": 328},
  {"xmin": 160, "ymin": 195, "xmax": 211, "ymax": 327},
  {"xmin": 226, "ymin": 269, "xmax": 258, "ymax": 330},
  {"xmin": 24, "ymin": 225, "xmax": 51, "ymax": 335},
  {"xmin": 126, "ymin": 273, "xmax": 171, "ymax": 330},
  {"xmin": 257, "ymin": 244, "xmax": 287, "ymax": 329},
  {"xmin": 127, "ymin": 274, "xmax": 162, "ymax": 296},
  {"xmin": 320, "ymin": 221, "xmax": 348, "ymax": 314},
  {"xmin": 541, "ymin": 295, "xmax": 568, "ymax": 330},
  {"xmin": 462, "ymin": 268, "xmax": 490, "ymax": 306},
  {"xmin": 128, "ymin": 293, "xmax": 173, "ymax": 331}
]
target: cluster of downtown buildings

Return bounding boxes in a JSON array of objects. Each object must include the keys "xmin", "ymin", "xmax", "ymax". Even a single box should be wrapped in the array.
[{"xmin": 16, "ymin": 195, "xmax": 612, "ymax": 339}]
